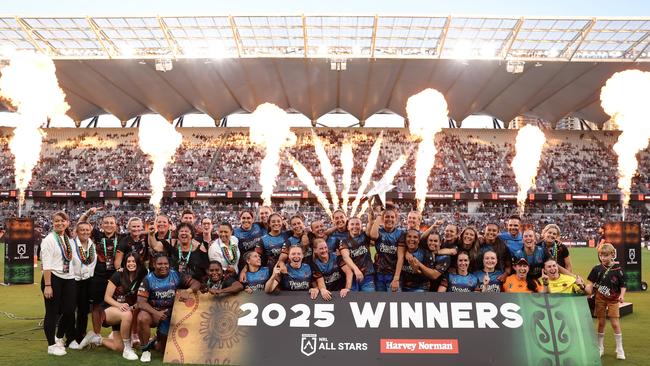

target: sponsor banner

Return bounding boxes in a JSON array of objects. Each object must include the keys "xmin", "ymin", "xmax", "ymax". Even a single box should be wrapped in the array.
[
  {"xmin": 571, "ymin": 194, "xmax": 603, "ymax": 201},
  {"xmin": 164, "ymin": 293, "xmax": 598, "ymax": 366},
  {"xmin": 194, "ymin": 192, "xmax": 228, "ymax": 198},
  {"xmin": 121, "ymin": 191, "xmax": 152, "ymax": 198},
  {"xmin": 0, "ymin": 190, "xmax": 16, "ymax": 197},
  {"xmin": 272, "ymin": 192, "xmax": 305, "ymax": 198},
  {"xmin": 562, "ymin": 241, "xmax": 588, "ymax": 247},
  {"xmin": 50, "ymin": 191, "xmax": 82, "ymax": 197},
  {"xmin": 3, "ymin": 218, "xmax": 35, "ymax": 284},
  {"xmin": 604, "ymin": 222, "xmax": 643, "ymax": 291}
]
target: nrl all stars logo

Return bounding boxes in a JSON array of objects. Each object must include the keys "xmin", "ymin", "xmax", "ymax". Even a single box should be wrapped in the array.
[{"xmin": 300, "ymin": 334, "xmax": 368, "ymax": 356}]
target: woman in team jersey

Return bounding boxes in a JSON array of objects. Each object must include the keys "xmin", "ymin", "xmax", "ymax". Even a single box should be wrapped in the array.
[
  {"xmin": 242, "ymin": 251, "xmax": 270, "ymax": 293},
  {"xmin": 394, "ymin": 229, "xmax": 442, "ymax": 292},
  {"xmin": 264, "ymin": 246, "xmax": 319, "ymax": 299},
  {"xmin": 234, "ymin": 210, "xmax": 266, "ymax": 267},
  {"xmin": 438, "ymin": 251, "xmax": 480, "ymax": 292},
  {"xmin": 311, "ymin": 238, "xmax": 353, "ymax": 299},
  {"xmin": 79, "ymin": 252, "xmax": 146, "ymax": 360},
  {"xmin": 339, "ymin": 217, "xmax": 375, "ymax": 292},
  {"xmin": 257, "ymin": 213, "xmax": 290, "ymax": 269},
  {"xmin": 473, "ymin": 250, "xmax": 504, "ymax": 292}
]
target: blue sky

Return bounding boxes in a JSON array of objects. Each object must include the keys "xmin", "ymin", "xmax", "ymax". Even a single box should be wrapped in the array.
[{"xmin": 2, "ymin": 0, "xmax": 649, "ymax": 17}]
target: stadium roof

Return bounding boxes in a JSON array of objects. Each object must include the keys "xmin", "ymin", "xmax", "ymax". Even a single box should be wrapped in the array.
[{"xmin": 2, "ymin": 15, "xmax": 650, "ymax": 126}]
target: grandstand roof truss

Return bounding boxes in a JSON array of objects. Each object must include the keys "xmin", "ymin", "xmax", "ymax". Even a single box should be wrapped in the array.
[
  {"xmin": 2, "ymin": 15, "xmax": 650, "ymax": 61},
  {"xmin": 2, "ymin": 15, "xmax": 650, "ymax": 127}
]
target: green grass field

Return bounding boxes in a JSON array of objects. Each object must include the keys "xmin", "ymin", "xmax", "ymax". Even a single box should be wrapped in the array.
[{"xmin": 1, "ymin": 245, "xmax": 649, "ymax": 366}]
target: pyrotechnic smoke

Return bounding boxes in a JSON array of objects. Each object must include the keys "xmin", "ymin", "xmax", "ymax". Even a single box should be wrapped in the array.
[
  {"xmin": 340, "ymin": 141, "xmax": 354, "ymax": 214},
  {"xmin": 249, "ymin": 103, "xmax": 296, "ymax": 206},
  {"xmin": 288, "ymin": 155, "xmax": 333, "ymax": 218},
  {"xmin": 0, "ymin": 52, "xmax": 69, "ymax": 216},
  {"xmin": 601, "ymin": 69, "xmax": 650, "ymax": 218},
  {"xmin": 406, "ymin": 88, "xmax": 449, "ymax": 213},
  {"xmin": 311, "ymin": 130, "xmax": 339, "ymax": 210},
  {"xmin": 350, "ymin": 132, "xmax": 384, "ymax": 216},
  {"xmin": 511, "ymin": 124, "xmax": 546, "ymax": 214},
  {"xmin": 138, "ymin": 120, "xmax": 182, "ymax": 215}
]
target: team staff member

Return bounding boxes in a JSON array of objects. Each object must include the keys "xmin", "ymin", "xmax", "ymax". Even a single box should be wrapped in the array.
[
  {"xmin": 196, "ymin": 217, "xmax": 215, "ymax": 248},
  {"xmin": 541, "ymin": 259, "xmax": 586, "ymax": 294},
  {"xmin": 438, "ymin": 251, "xmax": 479, "ymax": 293},
  {"xmin": 150, "ymin": 222, "xmax": 209, "ymax": 282},
  {"xmin": 241, "ymin": 251, "xmax": 270, "ymax": 293},
  {"xmin": 115, "ymin": 217, "xmax": 148, "ymax": 269},
  {"xmin": 339, "ymin": 217, "xmax": 376, "ymax": 292},
  {"xmin": 68, "ymin": 222, "xmax": 97, "ymax": 350},
  {"xmin": 513, "ymin": 229, "xmax": 549, "ymax": 279},
  {"xmin": 503, "ymin": 258, "xmax": 542, "ymax": 293},
  {"xmin": 41, "ymin": 211, "xmax": 77, "ymax": 356},
  {"xmin": 80, "ymin": 252, "xmax": 146, "ymax": 360},
  {"xmin": 311, "ymin": 238, "xmax": 352, "ymax": 299},
  {"xmin": 79, "ymin": 208, "xmax": 122, "ymax": 342},
  {"xmin": 137, "ymin": 255, "xmax": 200, "ymax": 362},
  {"xmin": 202, "ymin": 261, "xmax": 244, "ymax": 296},
  {"xmin": 209, "ymin": 222, "xmax": 241, "ymax": 276},
  {"xmin": 540, "ymin": 224, "xmax": 572, "ymax": 273},
  {"xmin": 369, "ymin": 206, "xmax": 406, "ymax": 292},
  {"xmin": 499, "ymin": 215, "xmax": 523, "ymax": 255}
]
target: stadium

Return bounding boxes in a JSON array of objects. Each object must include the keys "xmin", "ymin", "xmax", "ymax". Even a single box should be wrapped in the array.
[{"xmin": 1, "ymin": 2, "xmax": 650, "ymax": 366}]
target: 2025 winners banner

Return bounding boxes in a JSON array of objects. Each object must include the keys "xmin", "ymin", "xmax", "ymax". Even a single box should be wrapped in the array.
[{"xmin": 164, "ymin": 292, "xmax": 599, "ymax": 366}]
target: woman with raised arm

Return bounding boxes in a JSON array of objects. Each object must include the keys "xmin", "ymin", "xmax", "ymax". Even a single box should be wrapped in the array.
[
  {"xmin": 264, "ymin": 246, "xmax": 319, "ymax": 299},
  {"xmin": 242, "ymin": 251, "xmax": 270, "ymax": 293}
]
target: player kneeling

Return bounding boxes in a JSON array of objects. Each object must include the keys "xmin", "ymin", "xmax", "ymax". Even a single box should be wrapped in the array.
[{"xmin": 79, "ymin": 252, "xmax": 146, "ymax": 360}]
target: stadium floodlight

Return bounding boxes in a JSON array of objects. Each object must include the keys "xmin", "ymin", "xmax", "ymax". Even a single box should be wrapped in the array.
[
  {"xmin": 450, "ymin": 40, "xmax": 473, "ymax": 60},
  {"xmin": 317, "ymin": 44, "xmax": 329, "ymax": 57},
  {"xmin": 155, "ymin": 58, "xmax": 173, "ymax": 72},
  {"xmin": 506, "ymin": 60, "xmax": 525, "ymax": 73},
  {"xmin": 545, "ymin": 48, "xmax": 560, "ymax": 58},
  {"xmin": 120, "ymin": 45, "xmax": 135, "ymax": 58}
]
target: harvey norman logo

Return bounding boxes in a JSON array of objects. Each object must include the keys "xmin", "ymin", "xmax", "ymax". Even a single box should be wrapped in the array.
[{"xmin": 380, "ymin": 339, "xmax": 459, "ymax": 354}]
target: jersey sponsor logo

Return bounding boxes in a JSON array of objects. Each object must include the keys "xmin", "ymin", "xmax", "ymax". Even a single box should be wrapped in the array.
[
  {"xmin": 349, "ymin": 246, "xmax": 368, "ymax": 258},
  {"xmin": 377, "ymin": 242, "xmax": 397, "ymax": 255},
  {"xmin": 288, "ymin": 280, "xmax": 310, "ymax": 290},
  {"xmin": 449, "ymin": 286, "xmax": 473, "ymax": 293},
  {"xmin": 324, "ymin": 271, "xmax": 341, "ymax": 284}
]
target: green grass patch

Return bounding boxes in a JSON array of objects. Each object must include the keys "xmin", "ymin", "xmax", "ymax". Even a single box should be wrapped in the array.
[{"xmin": 1, "ymin": 244, "xmax": 649, "ymax": 365}]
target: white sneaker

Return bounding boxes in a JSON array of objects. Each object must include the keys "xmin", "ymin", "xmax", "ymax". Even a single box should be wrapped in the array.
[
  {"xmin": 47, "ymin": 344, "xmax": 66, "ymax": 356},
  {"xmin": 78, "ymin": 331, "xmax": 97, "ymax": 349},
  {"xmin": 616, "ymin": 349, "xmax": 626, "ymax": 360},
  {"xmin": 55, "ymin": 337, "xmax": 65, "ymax": 348},
  {"xmin": 122, "ymin": 347, "xmax": 138, "ymax": 361},
  {"xmin": 140, "ymin": 350, "xmax": 151, "ymax": 362},
  {"xmin": 68, "ymin": 340, "xmax": 81, "ymax": 350}
]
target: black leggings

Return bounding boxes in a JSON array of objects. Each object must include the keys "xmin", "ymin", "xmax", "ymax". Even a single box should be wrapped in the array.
[
  {"xmin": 72, "ymin": 279, "xmax": 92, "ymax": 343},
  {"xmin": 41, "ymin": 275, "xmax": 77, "ymax": 346}
]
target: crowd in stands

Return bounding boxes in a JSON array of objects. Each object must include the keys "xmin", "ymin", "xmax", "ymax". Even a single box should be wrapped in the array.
[{"xmin": 0, "ymin": 127, "xmax": 646, "ymax": 195}]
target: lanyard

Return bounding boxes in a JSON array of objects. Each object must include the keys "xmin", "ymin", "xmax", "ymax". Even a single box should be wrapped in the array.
[
  {"xmin": 178, "ymin": 242, "xmax": 193, "ymax": 264},
  {"xmin": 101, "ymin": 236, "xmax": 117, "ymax": 259},
  {"xmin": 54, "ymin": 232, "xmax": 73, "ymax": 262},
  {"xmin": 75, "ymin": 238, "xmax": 95, "ymax": 265},
  {"xmin": 220, "ymin": 239, "xmax": 238, "ymax": 265}
]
